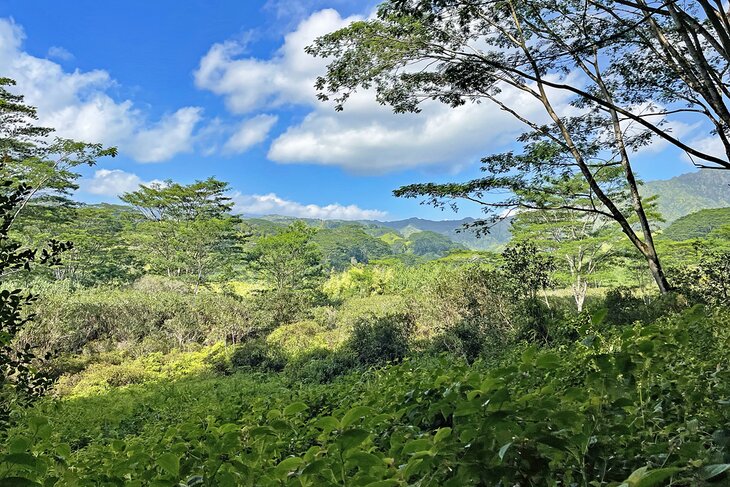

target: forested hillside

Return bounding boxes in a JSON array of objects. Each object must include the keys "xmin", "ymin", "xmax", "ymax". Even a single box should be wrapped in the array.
[
  {"xmin": 3, "ymin": 0, "xmax": 730, "ymax": 485},
  {"xmin": 664, "ymin": 207, "xmax": 730, "ymax": 241},
  {"xmin": 642, "ymin": 171, "xmax": 730, "ymax": 224}
]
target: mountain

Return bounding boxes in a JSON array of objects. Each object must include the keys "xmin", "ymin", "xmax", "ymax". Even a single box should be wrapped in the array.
[
  {"xmin": 243, "ymin": 169, "xmax": 730, "ymax": 251},
  {"xmin": 244, "ymin": 215, "xmax": 512, "ymax": 251},
  {"xmin": 370, "ymin": 217, "xmax": 512, "ymax": 251},
  {"xmin": 663, "ymin": 207, "xmax": 730, "ymax": 240},
  {"xmin": 642, "ymin": 170, "xmax": 730, "ymax": 224}
]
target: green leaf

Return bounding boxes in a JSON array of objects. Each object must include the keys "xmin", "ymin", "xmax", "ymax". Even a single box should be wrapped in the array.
[
  {"xmin": 314, "ymin": 416, "xmax": 341, "ymax": 431},
  {"xmin": 283, "ymin": 401, "xmax": 309, "ymax": 416},
  {"xmin": 342, "ymin": 406, "xmax": 373, "ymax": 428},
  {"xmin": 337, "ymin": 429, "xmax": 370, "ymax": 451},
  {"xmin": 591, "ymin": 308, "xmax": 608, "ymax": 326},
  {"xmin": 535, "ymin": 352, "xmax": 561, "ymax": 369},
  {"xmin": 498, "ymin": 442, "xmax": 512, "ymax": 461},
  {"xmin": 7, "ymin": 438, "xmax": 31, "ymax": 454},
  {"xmin": 363, "ymin": 481, "xmax": 400, "ymax": 487},
  {"xmin": 2, "ymin": 453, "xmax": 36, "ymax": 468},
  {"xmin": 157, "ymin": 452, "xmax": 180, "ymax": 477},
  {"xmin": 433, "ymin": 427, "xmax": 451, "ymax": 443},
  {"xmin": 701, "ymin": 464, "xmax": 730, "ymax": 480},
  {"xmin": 301, "ymin": 459, "xmax": 328, "ymax": 476},
  {"xmin": 276, "ymin": 456, "xmax": 304, "ymax": 473},
  {"xmin": 624, "ymin": 466, "xmax": 681, "ymax": 487},
  {"xmin": 401, "ymin": 439, "xmax": 432, "ymax": 455},
  {"xmin": 347, "ymin": 451, "xmax": 382, "ymax": 468},
  {"xmin": 0, "ymin": 478, "xmax": 41, "ymax": 487}
]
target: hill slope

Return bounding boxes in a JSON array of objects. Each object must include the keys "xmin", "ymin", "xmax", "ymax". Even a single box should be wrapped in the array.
[
  {"xmin": 642, "ymin": 170, "xmax": 730, "ymax": 224},
  {"xmin": 663, "ymin": 207, "xmax": 730, "ymax": 240}
]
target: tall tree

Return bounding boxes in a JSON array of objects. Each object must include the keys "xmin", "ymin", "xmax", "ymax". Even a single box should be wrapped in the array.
[
  {"xmin": 510, "ymin": 173, "xmax": 623, "ymax": 311},
  {"xmin": 246, "ymin": 221, "xmax": 324, "ymax": 293},
  {"xmin": 0, "ymin": 78, "xmax": 117, "ymax": 220},
  {"xmin": 121, "ymin": 178, "xmax": 241, "ymax": 289},
  {"xmin": 308, "ymin": 1, "xmax": 676, "ymax": 292},
  {"xmin": 0, "ymin": 80, "xmax": 113, "ymax": 427}
]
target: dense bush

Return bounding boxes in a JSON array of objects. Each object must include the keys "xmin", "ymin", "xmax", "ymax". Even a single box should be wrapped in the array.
[
  {"xmin": 2, "ymin": 308, "xmax": 729, "ymax": 485},
  {"xmin": 230, "ymin": 339, "xmax": 287, "ymax": 373},
  {"xmin": 20, "ymin": 286, "xmax": 257, "ymax": 354},
  {"xmin": 346, "ymin": 312, "xmax": 414, "ymax": 366}
]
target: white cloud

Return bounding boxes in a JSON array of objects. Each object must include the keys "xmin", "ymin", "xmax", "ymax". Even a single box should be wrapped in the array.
[
  {"xmin": 128, "ymin": 107, "xmax": 203, "ymax": 162},
  {"xmin": 196, "ymin": 9, "xmax": 579, "ymax": 174},
  {"xmin": 231, "ymin": 192, "xmax": 386, "ymax": 220},
  {"xmin": 0, "ymin": 18, "xmax": 202, "ymax": 163},
  {"xmin": 47, "ymin": 46, "xmax": 74, "ymax": 61},
  {"xmin": 81, "ymin": 169, "xmax": 161, "ymax": 196},
  {"xmin": 195, "ymin": 9, "xmax": 359, "ymax": 114},
  {"xmin": 224, "ymin": 114, "xmax": 278, "ymax": 153}
]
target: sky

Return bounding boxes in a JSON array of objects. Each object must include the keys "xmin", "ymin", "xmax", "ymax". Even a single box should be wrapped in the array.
[{"xmin": 0, "ymin": 0, "xmax": 705, "ymax": 221}]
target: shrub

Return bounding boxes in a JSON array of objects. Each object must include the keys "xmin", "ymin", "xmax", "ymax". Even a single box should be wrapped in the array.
[
  {"xmin": 346, "ymin": 312, "xmax": 414, "ymax": 366},
  {"xmin": 603, "ymin": 286, "xmax": 647, "ymax": 325},
  {"xmin": 429, "ymin": 320, "xmax": 488, "ymax": 362},
  {"xmin": 230, "ymin": 339, "xmax": 287, "ymax": 372},
  {"xmin": 267, "ymin": 320, "xmax": 348, "ymax": 357},
  {"xmin": 284, "ymin": 348, "xmax": 357, "ymax": 384},
  {"xmin": 20, "ymin": 287, "xmax": 256, "ymax": 354}
]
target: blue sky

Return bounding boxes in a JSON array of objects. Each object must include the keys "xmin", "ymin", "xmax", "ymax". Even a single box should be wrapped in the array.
[{"xmin": 0, "ymin": 0, "xmax": 703, "ymax": 221}]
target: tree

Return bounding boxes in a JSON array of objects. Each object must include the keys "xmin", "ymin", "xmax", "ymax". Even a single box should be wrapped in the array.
[
  {"xmin": 0, "ymin": 78, "xmax": 117, "ymax": 220},
  {"xmin": 0, "ymin": 79, "xmax": 113, "ymax": 427},
  {"xmin": 246, "ymin": 221, "xmax": 324, "ymax": 293},
  {"xmin": 121, "ymin": 178, "xmax": 241, "ymax": 289},
  {"xmin": 312, "ymin": 224, "xmax": 392, "ymax": 270},
  {"xmin": 407, "ymin": 230, "xmax": 465, "ymax": 257},
  {"xmin": 510, "ymin": 174, "xmax": 621, "ymax": 311},
  {"xmin": 246, "ymin": 222, "xmax": 325, "ymax": 326},
  {"xmin": 579, "ymin": 0, "xmax": 730, "ymax": 170},
  {"xmin": 121, "ymin": 177, "xmax": 233, "ymax": 222},
  {"xmin": 500, "ymin": 242, "xmax": 556, "ymax": 302},
  {"xmin": 0, "ymin": 176, "xmax": 68, "ymax": 428},
  {"xmin": 13, "ymin": 204, "xmax": 139, "ymax": 286},
  {"xmin": 308, "ymin": 2, "xmax": 675, "ymax": 293}
]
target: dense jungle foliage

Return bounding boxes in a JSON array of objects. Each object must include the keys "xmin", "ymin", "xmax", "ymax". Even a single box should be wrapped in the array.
[{"xmin": 3, "ymin": 0, "xmax": 730, "ymax": 482}]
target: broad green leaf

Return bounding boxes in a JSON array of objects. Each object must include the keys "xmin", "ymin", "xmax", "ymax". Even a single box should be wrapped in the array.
[
  {"xmin": 283, "ymin": 401, "xmax": 309, "ymax": 416},
  {"xmin": 0, "ymin": 477, "xmax": 41, "ymax": 487},
  {"xmin": 337, "ymin": 429, "xmax": 369, "ymax": 451},
  {"xmin": 401, "ymin": 439, "xmax": 432, "ymax": 455},
  {"xmin": 7, "ymin": 438, "xmax": 31, "ymax": 454},
  {"xmin": 157, "ymin": 452, "xmax": 180, "ymax": 477},
  {"xmin": 2, "ymin": 453, "xmax": 36, "ymax": 468},
  {"xmin": 701, "ymin": 464, "xmax": 730, "ymax": 480},
  {"xmin": 498, "ymin": 442, "xmax": 512, "ymax": 461},
  {"xmin": 301, "ymin": 459, "xmax": 328, "ymax": 476},
  {"xmin": 342, "ymin": 406, "xmax": 373, "ymax": 428},
  {"xmin": 433, "ymin": 427, "xmax": 451, "ymax": 443},
  {"xmin": 624, "ymin": 466, "xmax": 681, "ymax": 487},
  {"xmin": 314, "ymin": 416, "xmax": 341, "ymax": 431},
  {"xmin": 347, "ymin": 451, "xmax": 382, "ymax": 468},
  {"xmin": 364, "ymin": 481, "xmax": 400, "ymax": 487},
  {"xmin": 276, "ymin": 456, "xmax": 304, "ymax": 473},
  {"xmin": 535, "ymin": 352, "xmax": 561, "ymax": 369}
]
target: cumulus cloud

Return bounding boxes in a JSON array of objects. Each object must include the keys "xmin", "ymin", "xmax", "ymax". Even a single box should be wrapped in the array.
[
  {"xmin": 195, "ymin": 9, "xmax": 357, "ymax": 114},
  {"xmin": 231, "ymin": 192, "xmax": 387, "ymax": 220},
  {"xmin": 224, "ymin": 114, "xmax": 278, "ymax": 153},
  {"xmin": 0, "ymin": 18, "xmax": 202, "ymax": 163},
  {"xmin": 195, "ymin": 9, "xmax": 579, "ymax": 174},
  {"xmin": 129, "ymin": 107, "xmax": 203, "ymax": 162},
  {"xmin": 81, "ymin": 169, "xmax": 162, "ymax": 196}
]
